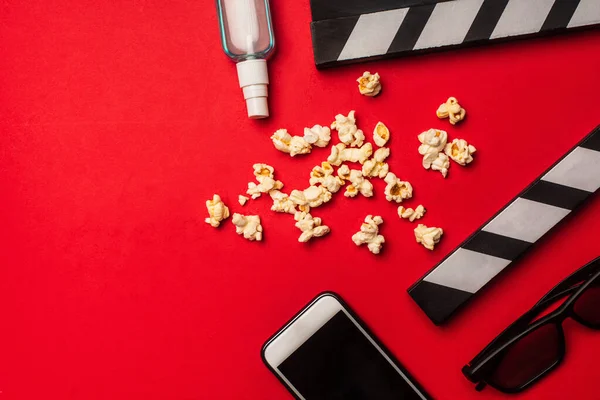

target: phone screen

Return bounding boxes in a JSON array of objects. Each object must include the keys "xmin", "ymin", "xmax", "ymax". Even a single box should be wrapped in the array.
[{"xmin": 277, "ymin": 310, "xmax": 426, "ymax": 400}]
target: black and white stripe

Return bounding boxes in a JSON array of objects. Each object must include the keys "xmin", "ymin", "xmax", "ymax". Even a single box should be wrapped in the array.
[
  {"xmin": 409, "ymin": 126, "xmax": 600, "ymax": 325},
  {"xmin": 311, "ymin": 0, "xmax": 600, "ymax": 68}
]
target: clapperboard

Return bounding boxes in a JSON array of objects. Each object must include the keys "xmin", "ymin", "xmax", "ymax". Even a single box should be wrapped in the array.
[
  {"xmin": 409, "ymin": 126, "xmax": 600, "ymax": 325},
  {"xmin": 310, "ymin": 0, "xmax": 600, "ymax": 68}
]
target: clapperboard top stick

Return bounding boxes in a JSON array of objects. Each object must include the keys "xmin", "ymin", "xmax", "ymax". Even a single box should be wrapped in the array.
[
  {"xmin": 310, "ymin": 0, "xmax": 600, "ymax": 68},
  {"xmin": 408, "ymin": 125, "xmax": 600, "ymax": 325}
]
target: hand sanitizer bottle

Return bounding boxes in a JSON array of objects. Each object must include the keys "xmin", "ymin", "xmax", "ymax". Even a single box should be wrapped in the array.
[{"xmin": 216, "ymin": 0, "xmax": 275, "ymax": 119}]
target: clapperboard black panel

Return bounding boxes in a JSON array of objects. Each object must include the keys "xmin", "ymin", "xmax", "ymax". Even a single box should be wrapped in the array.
[
  {"xmin": 409, "ymin": 126, "xmax": 600, "ymax": 325},
  {"xmin": 310, "ymin": 0, "xmax": 600, "ymax": 68}
]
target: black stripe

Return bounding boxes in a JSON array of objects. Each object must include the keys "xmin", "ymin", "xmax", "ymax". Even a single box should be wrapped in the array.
[
  {"xmin": 309, "ymin": 0, "xmax": 452, "ymax": 22},
  {"xmin": 387, "ymin": 4, "xmax": 435, "ymax": 53},
  {"xmin": 463, "ymin": 231, "xmax": 532, "ymax": 261},
  {"xmin": 463, "ymin": 0, "xmax": 509, "ymax": 42},
  {"xmin": 580, "ymin": 126, "xmax": 600, "ymax": 152},
  {"xmin": 408, "ymin": 280, "xmax": 473, "ymax": 325},
  {"xmin": 521, "ymin": 180, "xmax": 592, "ymax": 210},
  {"xmin": 310, "ymin": 17, "xmax": 360, "ymax": 67},
  {"xmin": 541, "ymin": 0, "xmax": 581, "ymax": 32}
]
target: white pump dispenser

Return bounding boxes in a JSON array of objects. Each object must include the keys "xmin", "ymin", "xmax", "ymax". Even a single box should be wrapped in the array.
[{"xmin": 216, "ymin": 0, "xmax": 275, "ymax": 119}]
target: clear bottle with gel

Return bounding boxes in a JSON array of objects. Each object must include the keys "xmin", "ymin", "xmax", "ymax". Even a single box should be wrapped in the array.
[{"xmin": 216, "ymin": 0, "xmax": 275, "ymax": 119}]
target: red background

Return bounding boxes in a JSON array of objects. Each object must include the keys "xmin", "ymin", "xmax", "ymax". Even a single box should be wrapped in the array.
[{"xmin": 1, "ymin": 1, "xmax": 599, "ymax": 399}]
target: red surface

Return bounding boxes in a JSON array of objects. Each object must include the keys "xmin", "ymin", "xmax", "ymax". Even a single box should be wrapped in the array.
[{"xmin": 1, "ymin": 1, "xmax": 600, "ymax": 399}]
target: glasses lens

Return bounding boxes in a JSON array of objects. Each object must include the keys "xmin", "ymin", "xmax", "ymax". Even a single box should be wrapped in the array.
[
  {"xmin": 489, "ymin": 323, "xmax": 562, "ymax": 391},
  {"xmin": 573, "ymin": 278, "xmax": 600, "ymax": 327}
]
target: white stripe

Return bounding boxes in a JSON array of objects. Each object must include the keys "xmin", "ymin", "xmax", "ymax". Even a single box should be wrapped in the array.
[
  {"xmin": 542, "ymin": 146, "xmax": 600, "ymax": 192},
  {"xmin": 424, "ymin": 248, "xmax": 511, "ymax": 294},
  {"xmin": 568, "ymin": 0, "xmax": 600, "ymax": 28},
  {"xmin": 337, "ymin": 8, "xmax": 408, "ymax": 61},
  {"xmin": 414, "ymin": 0, "xmax": 485, "ymax": 50},
  {"xmin": 483, "ymin": 197, "xmax": 570, "ymax": 243},
  {"xmin": 490, "ymin": 0, "xmax": 555, "ymax": 39}
]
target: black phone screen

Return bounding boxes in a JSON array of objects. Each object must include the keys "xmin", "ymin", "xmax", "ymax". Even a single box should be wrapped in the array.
[{"xmin": 277, "ymin": 310, "xmax": 426, "ymax": 400}]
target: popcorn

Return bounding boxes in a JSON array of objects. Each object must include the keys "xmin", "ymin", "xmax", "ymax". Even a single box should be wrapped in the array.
[
  {"xmin": 309, "ymin": 162, "xmax": 344, "ymax": 193},
  {"xmin": 205, "ymin": 194, "xmax": 230, "ymax": 228},
  {"xmin": 418, "ymin": 129, "xmax": 449, "ymax": 173},
  {"xmin": 289, "ymin": 136, "xmax": 312, "ymax": 157},
  {"xmin": 373, "ymin": 122, "xmax": 390, "ymax": 147},
  {"xmin": 253, "ymin": 163, "xmax": 274, "ymax": 178},
  {"xmin": 271, "ymin": 128, "xmax": 312, "ymax": 157},
  {"xmin": 338, "ymin": 164, "xmax": 351, "ymax": 181},
  {"xmin": 431, "ymin": 153, "xmax": 450, "ymax": 178},
  {"xmin": 357, "ymin": 71, "xmax": 382, "ymax": 97},
  {"xmin": 398, "ymin": 205, "xmax": 426, "ymax": 222},
  {"xmin": 238, "ymin": 195, "xmax": 249, "ymax": 206},
  {"xmin": 352, "ymin": 215, "xmax": 385, "ymax": 254},
  {"xmin": 290, "ymin": 185, "xmax": 332, "ymax": 210},
  {"xmin": 445, "ymin": 138, "xmax": 476, "ymax": 166},
  {"xmin": 418, "ymin": 129, "xmax": 448, "ymax": 157},
  {"xmin": 384, "ymin": 172, "xmax": 413, "ymax": 203},
  {"xmin": 294, "ymin": 211, "xmax": 330, "ymax": 243},
  {"xmin": 327, "ymin": 143, "xmax": 346, "ymax": 166},
  {"xmin": 345, "ymin": 170, "xmax": 373, "ymax": 198},
  {"xmin": 247, "ymin": 163, "xmax": 284, "ymax": 199},
  {"xmin": 345, "ymin": 143, "xmax": 373, "ymax": 164},
  {"xmin": 437, "ymin": 97, "xmax": 466, "ymax": 125},
  {"xmin": 327, "ymin": 143, "xmax": 373, "ymax": 166},
  {"xmin": 270, "ymin": 190, "xmax": 297, "ymax": 214},
  {"xmin": 414, "ymin": 224, "xmax": 443, "ymax": 250},
  {"xmin": 331, "ymin": 110, "xmax": 365, "ymax": 147},
  {"xmin": 303, "ymin": 125, "xmax": 331, "ymax": 148},
  {"xmin": 362, "ymin": 147, "xmax": 390, "ymax": 178},
  {"xmin": 232, "ymin": 213, "xmax": 263, "ymax": 241}
]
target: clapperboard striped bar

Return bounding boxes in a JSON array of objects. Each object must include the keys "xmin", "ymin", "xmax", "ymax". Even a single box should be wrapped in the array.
[
  {"xmin": 409, "ymin": 126, "xmax": 600, "ymax": 325},
  {"xmin": 310, "ymin": 0, "xmax": 600, "ymax": 68}
]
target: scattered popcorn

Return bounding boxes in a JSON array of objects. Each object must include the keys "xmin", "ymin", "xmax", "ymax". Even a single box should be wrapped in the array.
[
  {"xmin": 414, "ymin": 224, "xmax": 443, "ymax": 250},
  {"xmin": 331, "ymin": 110, "xmax": 365, "ymax": 147},
  {"xmin": 445, "ymin": 138, "xmax": 477, "ymax": 166},
  {"xmin": 327, "ymin": 143, "xmax": 373, "ymax": 166},
  {"xmin": 345, "ymin": 170, "xmax": 373, "ymax": 198},
  {"xmin": 238, "ymin": 195, "xmax": 249, "ymax": 206},
  {"xmin": 289, "ymin": 136, "xmax": 312, "ymax": 157},
  {"xmin": 357, "ymin": 71, "xmax": 382, "ymax": 97},
  {"xmin": 294, "ymin": 211, "xmax": 330, "ymax": 243},
  {"xmin": 327, "ymin": 143, "xmax": 346, "ymax": 166},
  {"xmin": 205, "ymin": 194, "xmax": 230, "ymax": 228},
  {"xmin": 384, "ymin": 172, "xmax": 413, "ymax": 203},
  {"xmin": 232, "ymin": 213, "xmax": 263, "ymax": 241},
  {"xmin": 270, "ymin": 190, "xmax": 297, "ymax": 214},
  {"xmin": 352, "ymin": 215, "xmax": 385, "ymax": 254},
  {"xmin": 431, "ymin": 153, "xmax": 450, "ymax": 178},
  {"xmin": 437, "ymin": 97, "xmax": 466, "ymax": 125},
  {"xmin": 253, "ymin": 163, "xmax": 274, "ymax": 178},
  {"xmin": 345, "ymin": 143, "xmax": 373, "ymax": 164},
  {"xmin": 303, "ymin": 125, "xmax": 331, "ymax": 148},
  {"xmin": 398, "ymin": 205, "xmax": 426, "ymax": 222},
  {"xmin": 309, "ymin": 162, "xmax": 344, "ymax": 193},
  {"xmin": 418, "ymin": 129, "xmax": 448, "ymax": 172},
  {"xmin": 290, "ymin": 185, "xmax": 332, "ymax": 210},
  {"xmin": 373, "ymin": 122, "xmax": 390, "ymax": 147},
  {"xmin": 418, "ymin": 129, "xmax": 448, "ymax": 157},
  {"xmin": 362, "ymin": 147, "xmax": 390, "ymax": 178},
  {"xmin": 247, "ymin": 163, "xmax": 284, "ymax": 199},
  {"xmin": 338, "ymin": 164, "xmax": 351, "ymax": 181},
  {"xmin": 271, "ymin": 129, "xmax": 312, "ymax": 157}
]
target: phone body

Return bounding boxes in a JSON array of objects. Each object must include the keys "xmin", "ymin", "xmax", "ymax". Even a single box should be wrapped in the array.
[{"xmin": 261, "ymin": 292, "xmax": 430, "ymax": 400}]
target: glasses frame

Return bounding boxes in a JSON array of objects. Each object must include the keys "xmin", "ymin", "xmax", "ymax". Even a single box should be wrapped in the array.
[{"xmin": 463, "ymin": 256, "xmax": 600, "ymax": 394}]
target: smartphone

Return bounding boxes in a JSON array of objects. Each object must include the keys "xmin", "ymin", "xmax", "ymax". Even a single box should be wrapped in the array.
[{"xmin": 262, "ymin": 292, "xmax": 430, "ymax": 400}]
